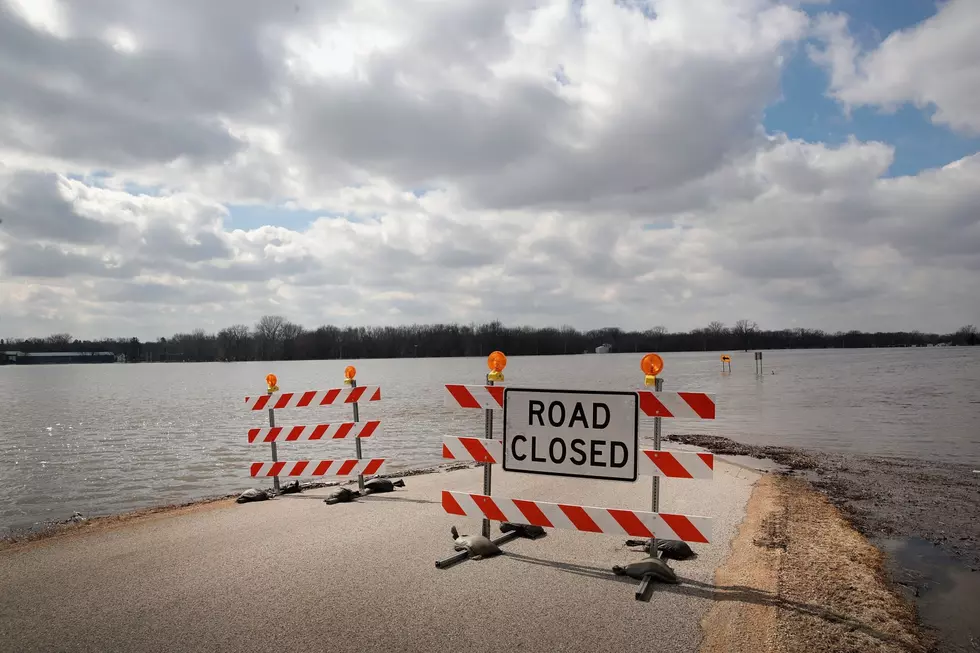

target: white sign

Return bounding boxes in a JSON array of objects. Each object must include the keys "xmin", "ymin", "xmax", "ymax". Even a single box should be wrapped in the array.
[{"xmin": 502, "ymin": 388, "xmax": 639, "ymax": 482}]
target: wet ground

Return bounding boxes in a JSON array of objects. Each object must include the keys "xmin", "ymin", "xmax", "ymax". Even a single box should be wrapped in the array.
[
  {"xmin": 668, "ymin": 433, "xmax": 980, "ymax": 653},
  {"xmin": 880, "ymin": 537, "xmax": 980, "ymax": 653}
]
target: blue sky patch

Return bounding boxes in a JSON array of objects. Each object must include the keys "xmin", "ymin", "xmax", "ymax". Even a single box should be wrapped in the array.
[
  {"xmin": 764, "ymin": 0, "xmax": 980, "ymax": 177},
  {"xmin": 225, "ymin": 204, "xmax": 335, "ymax": 231}
]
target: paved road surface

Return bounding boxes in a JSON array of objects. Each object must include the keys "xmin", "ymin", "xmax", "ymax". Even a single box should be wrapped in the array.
[{"xmin": 0, "ymin": 462, "xmax": 760, "ymax": 653}]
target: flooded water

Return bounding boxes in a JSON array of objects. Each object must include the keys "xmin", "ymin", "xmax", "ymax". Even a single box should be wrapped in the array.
[
  {"xmin": 2, "ymin": 348, "xmax": 978, "ymax": 535},
  {"xmin": 879, "ymin": 536, "xmax": 980, "ymax": 653}
]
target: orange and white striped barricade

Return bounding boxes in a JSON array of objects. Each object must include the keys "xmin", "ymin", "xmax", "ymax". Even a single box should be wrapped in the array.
[
  {"xmin": 437, "ymin": 355, "xmax": 718, "ymax": 600},
  {"xmin": 243, "ymin": 368, "xmax": 383, "ymax": 495}
]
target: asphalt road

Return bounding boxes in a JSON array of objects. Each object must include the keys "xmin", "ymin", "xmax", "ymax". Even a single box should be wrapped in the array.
[{"xmin": 0, "ymin": 461, "xmax": 760, "ymax": 653}]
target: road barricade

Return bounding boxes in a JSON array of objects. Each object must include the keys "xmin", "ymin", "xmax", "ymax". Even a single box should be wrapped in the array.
[
  {"xmin": 243, "ymin": 367, "xmax": 383, "ymax": 493},
  {"xmin": 436, "ymin": 352, "xmax": 718, "ymax": 600}
]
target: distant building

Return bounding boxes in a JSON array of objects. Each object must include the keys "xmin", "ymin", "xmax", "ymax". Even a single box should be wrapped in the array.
[
  {"xmin": 0, "ymin": 351, "xmax": 21, "ymax": 365},
  {"xmin": 0, "ymin": 351, "xmax": 117, "ymax": 365},
  {"xmin": 595, "ymin": 343, "xmax": 612, "ymax": 354}
]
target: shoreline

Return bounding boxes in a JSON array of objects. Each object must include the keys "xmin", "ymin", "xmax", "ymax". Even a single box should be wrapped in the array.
[
  {"xmin": 700, "ymin": 473, "xmax": 926, "ymax": 653},
  {"xmin": 666, "ymin": 434, "xmax": 980, "ymax": 570},
  {"xmin": 670, "ymin": 433, "xmax": 980, "ymax": 652},
  {"xmin": 0, "ymin": 460, "xmax": 476, "ymax": 550}
]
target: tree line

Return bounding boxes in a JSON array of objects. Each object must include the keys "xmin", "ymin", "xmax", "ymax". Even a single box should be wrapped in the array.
[{"xmin": 2, "ymin": 318, "xmax": 977, "ymax": 362}]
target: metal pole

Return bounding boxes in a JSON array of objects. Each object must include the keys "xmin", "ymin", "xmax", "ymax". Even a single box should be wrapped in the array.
[
  {"xmin": 351, "ymin": 379, "xmax": 365, "ymax": 492},
  {"xmin": 267, "ymin": 398, "xmax": 280, "ymax": 494},
  {"xmin": 482, "ymin": 376, "xmax": 494, "ymax": 539},
  {"xmin": 651, "ymin": 376, "xmax": 663, "ymax": 555}
]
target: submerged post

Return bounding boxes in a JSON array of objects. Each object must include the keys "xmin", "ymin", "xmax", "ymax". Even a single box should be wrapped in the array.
[
  {"xmin": 344, "ymin": 366, "xmax": 365, "ymax": 493},
  {"xmin": 265, "ymin": 374, "xmax": 281, "ymax": 494}
]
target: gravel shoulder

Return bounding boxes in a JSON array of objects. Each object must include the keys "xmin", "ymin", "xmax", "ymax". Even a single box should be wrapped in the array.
[{"xmin": 700, "ymin": 474, "xmax": 925, "ymax": 653}]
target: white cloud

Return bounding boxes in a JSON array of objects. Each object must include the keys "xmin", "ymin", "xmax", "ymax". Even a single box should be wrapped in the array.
[
  {"xmin": 809, "ymin": 0, "xmax": 980, "ymax": 133},
  {"xmin": 0, "ymin": 0, "xmax": 978, "ymax": 340}
]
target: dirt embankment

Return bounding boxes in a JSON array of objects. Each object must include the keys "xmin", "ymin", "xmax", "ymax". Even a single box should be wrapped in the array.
[{"xmin": 700, "ymin": 474, "xmax": 926, "ymax": 653}]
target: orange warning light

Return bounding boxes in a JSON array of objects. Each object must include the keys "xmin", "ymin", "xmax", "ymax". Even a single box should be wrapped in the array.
[
  {"xmin": 265, "ymin": 373, "xmax": 279, "ymax": 393},
  {"xmin": 488, "ymin": 351, "xmax": 507, "ymax": 372},
  {"xmin": 342, "ymin": 365, "xmax": 357, "ymax": 385},
  {"xmin": 640, "ymin": 353, "xmax": 663, "ymax": 377},
  {"xmin": 487, "ymin": 351, "xmax": 507, "ymax": 382}
]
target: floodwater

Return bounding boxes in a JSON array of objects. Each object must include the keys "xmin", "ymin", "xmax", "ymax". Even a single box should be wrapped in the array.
[
  {"xmin": 879, "ymin": 536, "xmax": 980, "ymax": 652},
  {"xmin": 1, "ymin": 348, "xmax": 978, "ymax": 535}
]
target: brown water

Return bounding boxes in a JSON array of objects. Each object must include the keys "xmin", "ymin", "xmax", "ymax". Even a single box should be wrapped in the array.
[{"xmin": 1, "ymin": 348, "xmax": 978, "ymax": 535}]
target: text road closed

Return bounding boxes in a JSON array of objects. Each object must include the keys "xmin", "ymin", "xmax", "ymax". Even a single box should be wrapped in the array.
[{"xmin": 502, "ymin": 389, "xmax": 639, "ymax": 482}]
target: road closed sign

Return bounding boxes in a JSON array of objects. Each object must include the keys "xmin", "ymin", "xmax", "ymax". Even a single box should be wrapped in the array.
[{"xmin": 502, "ymin": 388, "xmax": 639, "ymax": 482}]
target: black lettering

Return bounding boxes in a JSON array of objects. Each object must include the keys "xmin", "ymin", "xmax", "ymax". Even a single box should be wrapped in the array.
[
  {"xmin": 591, "ymin": 440, "xmax": 606, "ymax": 467},
  {"xmin": 531, "ymin": 437, "xmax": 546, "ymax": 463},
  {"xmin": 529, "ymin": 400, "xmax": 545, "ymax": 426},
  {"xmin": 592, "ymin": 403, "xmax": 610, "ymax": 429},
  {"xmin": 569, "ymin": 402, "xmax": 589, "ymax": 428},
  {"xmin": 511, "ymin": 434, "xmax": 527, "ymax": 461},
  {"xmin": 548, "ymin": 401, "xmax": 566, "ymax": 427},
  {"xmin": 549, "ymin": 438, "xmax": 567, "ymax": 463},
  {"xmin": 610, "ymin": 442, "xmax": 628, "ymax": 468},
  {"xmin": 570, "ymin": 439, "xmax": 587, "ymax": 465}
]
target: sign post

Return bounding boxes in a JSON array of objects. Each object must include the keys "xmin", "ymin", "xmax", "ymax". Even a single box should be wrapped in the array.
[
  {"xmin": 266, "ymin": 374, "xmax": 281, "ymax": 494},
  {"xmin": 482, "ymin": 352, "xmax": 506, "ymax": 538},
  {"xmin": 344, "ymin": 366, "xmax": 366, "ymax": 493}
]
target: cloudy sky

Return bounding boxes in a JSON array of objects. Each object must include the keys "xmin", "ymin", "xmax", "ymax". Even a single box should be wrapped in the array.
[{"xmin": 1, "ymin": 0, "xmax": 978, "ymax": 340}]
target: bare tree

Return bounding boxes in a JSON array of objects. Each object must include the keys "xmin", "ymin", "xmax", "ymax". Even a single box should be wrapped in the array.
[
  {"xmin": 218, "ymin": 324, "xmax": 251, "ymax": 361},
  {"xmin": 957, "ymin": 324, "xmax": 978, "ymax": 346},
  {"xmin": 706, "ymin": 321, "xmax": 726, "ymax": 334},
  {"xmin": 281, "ymin": 321, "xmax": 305, "ymax": 359},
  {"xmin": 732, "ymin": 319, "xmax": 758, "ymax": 351},
  {"xmin": 254, "ymin": 315, "xmax": 305, "ymax": 360},
  {"xmin": 255, "ymin": 315, "xmax": 287, "ymax": 341},
  {"xmin": 644, "ymin": 325, "xmax": 667, "ymax": 350},
  {"xmin": 560, "ymin": 324, "xmax": 577, "ymax": 354},
  {"xmin": 45, "ymin": 333, "xmax": 73, "ymax": 348}
]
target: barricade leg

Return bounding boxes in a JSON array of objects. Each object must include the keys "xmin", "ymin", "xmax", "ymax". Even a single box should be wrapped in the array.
[
  {"xmin": 635, "ymin": 575, "xmax": 654, "ymax": 601},
  {"xmin": 434, "ymin": 531, "xmax": 521, "ymax": 569}
]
